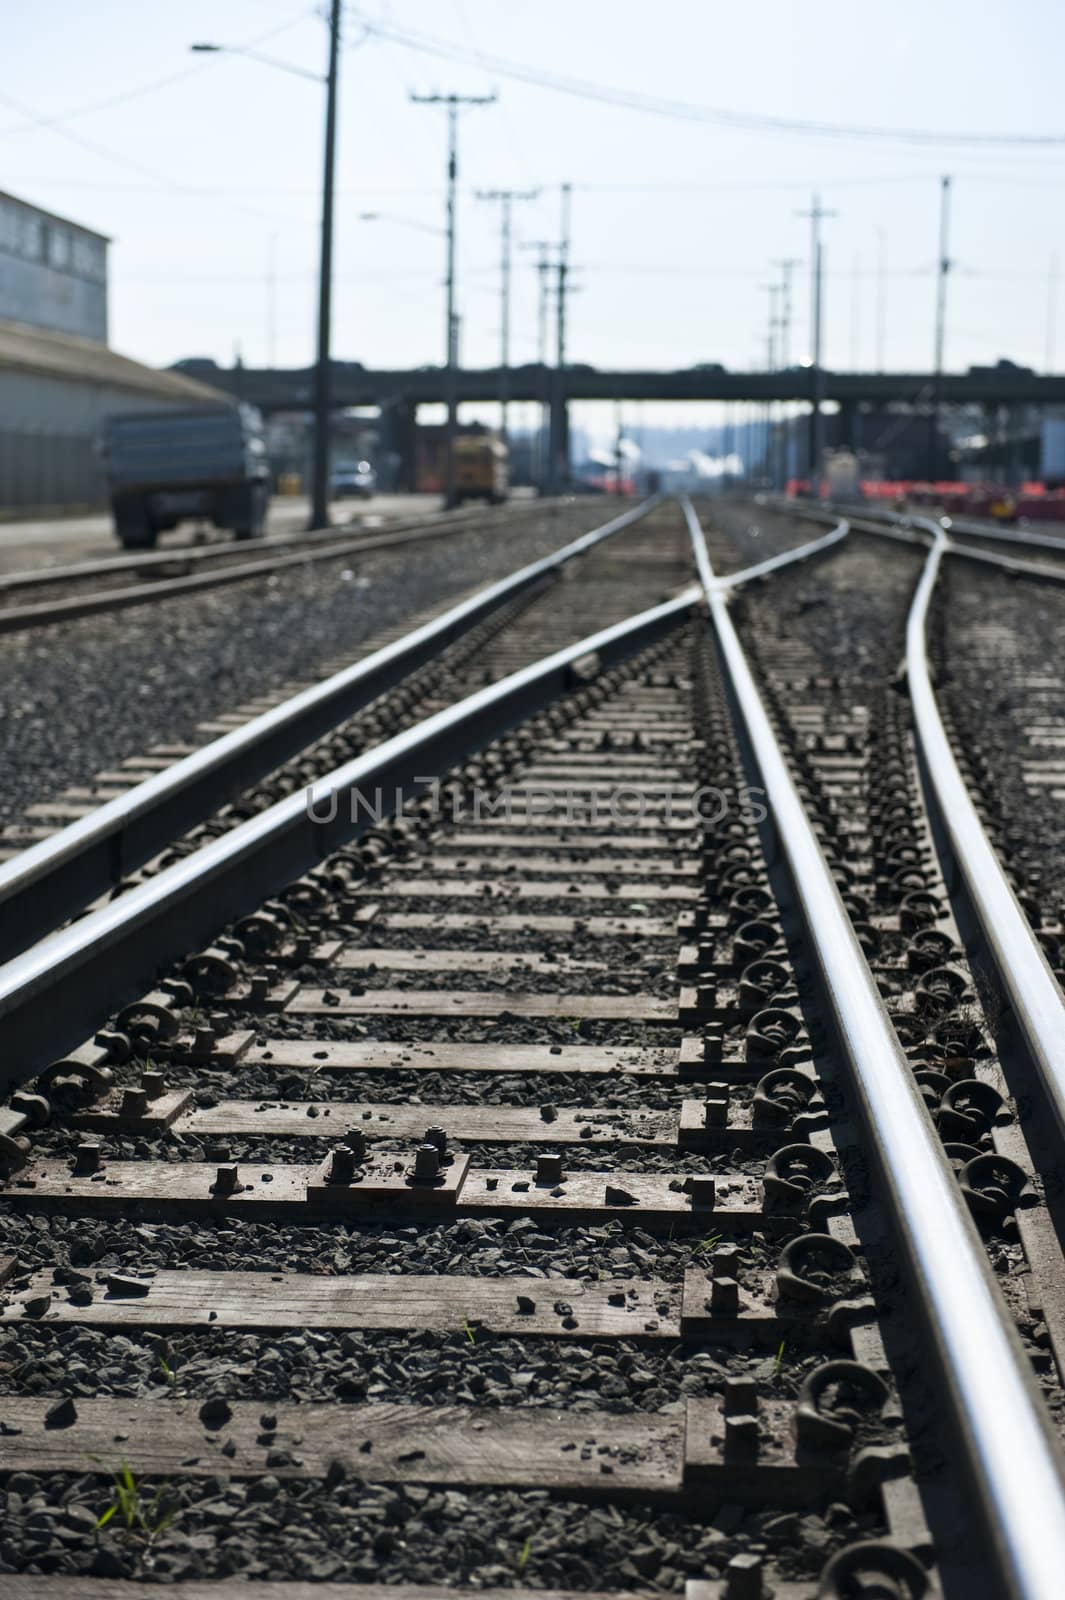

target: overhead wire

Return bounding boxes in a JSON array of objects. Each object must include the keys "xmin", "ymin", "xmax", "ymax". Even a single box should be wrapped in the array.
[
  {"xmin": 347, "ymin": 7, "xmax": 1065, "ymax": 148},
  {"xmin": 0, "ymin": 9, "xmax": 320, "ymax": 139}
]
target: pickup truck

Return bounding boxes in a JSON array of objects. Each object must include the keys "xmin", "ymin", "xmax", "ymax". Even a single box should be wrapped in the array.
[{"xmin": 99, "ymin": 405, "xmax": 270, "ymax": 548}]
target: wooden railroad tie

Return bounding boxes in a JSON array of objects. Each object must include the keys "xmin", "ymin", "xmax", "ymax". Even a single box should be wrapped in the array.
[
  {"xmin": 0, "ymin": 1158, "xmax": 761, "ymax": 1228},
  {"xmin": 3, "ymin": 1263, "xmax": 858, "ymax": 1344},
  {"xmin": 0, "ymin": 1394, "xmax": 843, "ymax": 1505}
]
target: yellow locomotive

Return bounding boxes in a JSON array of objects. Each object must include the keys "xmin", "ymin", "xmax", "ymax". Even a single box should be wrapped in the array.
[{"xmin": 453, "ymin": 434, "xmax": 509, "ymax": 505}]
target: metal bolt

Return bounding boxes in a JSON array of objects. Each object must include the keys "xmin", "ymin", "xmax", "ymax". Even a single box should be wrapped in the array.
[
  {"xmin": 724, "ymin": 1412, "xmax": 759, "ymax": 1455},
  {"xmin": 412, "ymin": 1143, "xmax": 440, "ymax": 1183},
  {"xmin": 141, "ymin": 1071, "xmax": 165, "ymax": 1100},
  {"xmin": 423, "ymin": 1125, "xmax": 447, "ymax": 1159},
  {"xmin": 688, "ymin": 1174, "xmax": 716, "ymax": 1208},
  {"xmin": 329, "ymin": 1146, "xmax": 356, "ymax": 1184},
  {"xmin": 345, "ymin": 1129, "xmax": 368, "ymax": 1161},
  {"xmin": 710, "ymin": 1276, "xmax": 739, "ymax": 1314},
  {"xmin": 701, "ymin": 1026, "xmax": 723, "ymax": 1064},
  {"xmin": 72, "ymin": 1142, "xmax": 101, "ymax": 1176},
  {"xmin": 120, "ymin": 1087, "xmax": 149, "ymax": 1117},
  {"xmin": 714, "ymin": 1243, "xmax": 741, "ymax": 1276},
  {"xmin": 696, "ymin": 981, "xmax": 717, "ymax": 1013},
  {"xmin": 536, "ymin": 1152, "xmax": 564, "ymax": 1184},
  {"xmin": 703, "ymin": 1086, "xmax": 730, "ymax": 1128},
  {"xmin": 724, "ymin": 1376, "xmax": 759, "ymax": 1414},
  {"xmin": 213, "ymin": 1165, "xmax": 240, "ymax": 1196},
  {"xmin": 249, "ymin": 975, "xmax": 269, "ymax": 1003},
  {"xmin": 725, "ymin": 1553, "xmax": 764, "ymax": 1600}
]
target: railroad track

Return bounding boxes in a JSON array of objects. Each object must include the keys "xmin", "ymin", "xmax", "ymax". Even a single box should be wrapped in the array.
[
  {"xmin": 2, "ymin": 497, "xmax": 1065, "ymax": 1598},
  {"xmin": 0, "ymin": 495, "xmax": 690, "ymax": 957},
  {"xmin": 0, "ymin": 500, "xmax": 571, "ymax": 634}
]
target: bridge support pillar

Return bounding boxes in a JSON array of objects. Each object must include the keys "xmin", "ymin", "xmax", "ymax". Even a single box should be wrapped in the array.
[
  {"xmin": 548, "ymin": 370, "xmax": 570, "ymax": 492},
  {"xmin": 383, "ymin": 402, "xmax": 418, "ymax": 493},
  {"xmin": 837, "ymin": 399, "xmax": 858, "ymax": 453}
]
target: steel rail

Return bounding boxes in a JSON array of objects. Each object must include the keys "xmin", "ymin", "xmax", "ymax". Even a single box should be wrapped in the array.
[
  {"xmin": 681, "ymin": 495, "xmax": 1065, "ymax": 1600},
  {"xmin": 789, "ymin": 501, "xmax": 934, "ymax": 550},
  {"xmin": 708, "ymin": 517, "xmax": 849, "ymax": 589},
  {"xmin": 908, "ymin": 528, "xmax": 1065, "ymax": 1141},
  {"xmin": 0, "ymin": 580, "xmax": 699, "ymax": 1082},
  {"xmin": 941, "ymin": 537, "xmax": 1065, "ymax": 586},
  {"xmin": 0, "ymin": 496, "xmax": 663, "ymax": 962},
  {"xmin": 943, "ymin": 514, "xmax": 1065, "ymax": 554},
  {"xmin": 821, "ymin": 505, "xmax": 1065, "ymax": 580},
  {"xmin": 0, "ymin": 500, "xmax": 568, "ymax": 633},
  {"xmin": 0, "ymin": 507, "xmax": 460, "ymax": 594}
]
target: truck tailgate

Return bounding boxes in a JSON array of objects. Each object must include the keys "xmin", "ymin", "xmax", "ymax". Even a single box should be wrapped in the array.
[{"xmin": 104, "ymin": 409, "xmax": 245, "ymax": 488}]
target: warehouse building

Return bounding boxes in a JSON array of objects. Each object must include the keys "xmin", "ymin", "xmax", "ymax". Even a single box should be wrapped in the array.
[{"xmin": 0, "ymin": 187, "xmax": 225, "ymax": 513}]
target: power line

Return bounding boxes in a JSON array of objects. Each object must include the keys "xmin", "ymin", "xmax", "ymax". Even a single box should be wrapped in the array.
[
  {"xmin": 411, "ymin": 91, "xmax": 497, "ymax": 507},
  {"xmin": 476, "ymin": 189, "xmax": 539, "ymax": 446},
  {"xmin": 0, "ymin": 10, "xmax": 318, "ymax": 139},
  {"xmin": 351, "ymin": 8, "xmax": 1065, "ymax": 148},
  {"xmin": 796, "ymin": 194, "xmax": 838, "ymax": 490}
]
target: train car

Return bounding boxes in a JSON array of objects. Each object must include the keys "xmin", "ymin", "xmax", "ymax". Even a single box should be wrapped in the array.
[{"xmin": 453, "ymin": 435, "xmax": 509, "ymax": 505}]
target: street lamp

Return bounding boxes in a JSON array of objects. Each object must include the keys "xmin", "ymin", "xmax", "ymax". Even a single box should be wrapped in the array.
[
  {"xmin": 190, "ymin": 6, "xmax": 340, "ymax": 532},
  {"xmin": 190, "ymin": 42, "xmax": 323, "ymax": 83}
]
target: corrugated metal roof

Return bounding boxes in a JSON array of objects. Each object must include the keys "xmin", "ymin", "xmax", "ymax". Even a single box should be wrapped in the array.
[{"xmin": 0, "ymin": 318, "xmax": 230, "ymax": 405}]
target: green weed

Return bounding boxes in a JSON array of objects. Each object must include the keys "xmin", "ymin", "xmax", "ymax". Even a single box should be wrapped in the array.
[
  {"xmin": 691, "ymin": 1232, "xmax": 722, "ymax": 1257},
  {"xmin": 96, "ymin": 1462, "xmax": 176, "ymax": 1541}
]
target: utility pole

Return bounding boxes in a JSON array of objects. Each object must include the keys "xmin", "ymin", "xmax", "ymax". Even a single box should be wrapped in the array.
[
  {"xmin": 309, "ymin": 0, "xmax": 341, "ymax": 531},
  {"xmin": 772, "ymin": 257, "xmax": 799, "ymax": 369},
  {"xmin": 411, "ymin": 92, "xmax": 496, "ymax": 507},
  {"xmin": 771, "ymin": 258, "xmax": 798, "ymax": 490},
  {"xmin": 550, "ymin": 183, "xmax": 572, "ymax": 493},
  {"xmin": 476, "ymin": 189, "xmax": 539, "ymax": 452},
  {"xmin": 760, "ymin": 282, "xmax": 779, "ymax": 487},
  {"xmin": 521, "ymin": 240, "xmax": 556, "ymax": 493},
  {"xmin": 930, "ymin": 175, "xmax": 952, "ymax": 482},
  {"xmin": 614, "ymin": 400, "xmax": 625, "ymax": 496},
  {"xmin": 796, "ymin": 194, "xmax": 837, "ymax": 496}
]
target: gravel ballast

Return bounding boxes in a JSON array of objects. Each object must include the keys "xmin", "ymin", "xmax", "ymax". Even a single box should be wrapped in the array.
[{"xmin": 0, "ymin": 501, "xmax": 615, "ymax": 831}]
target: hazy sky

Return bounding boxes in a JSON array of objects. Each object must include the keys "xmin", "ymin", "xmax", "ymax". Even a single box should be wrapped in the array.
[{"xmin": 5, "ymin": 0, "xmax": 1065, "ymax": 432}]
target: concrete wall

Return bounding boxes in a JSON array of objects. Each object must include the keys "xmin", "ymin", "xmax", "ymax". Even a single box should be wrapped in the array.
[{"xmin": 0, "ymin": 373, "xmax": 194, "ymax": 511}]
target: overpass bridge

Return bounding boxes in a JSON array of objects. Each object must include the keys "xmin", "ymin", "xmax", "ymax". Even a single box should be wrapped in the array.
[
  {"xmin": 177, "ymin": 358, "xmax": 1065, "ymax": 413},
  {"xmin": 175, "ymin": 357, "xmax": 1065, "ymax": 487}
]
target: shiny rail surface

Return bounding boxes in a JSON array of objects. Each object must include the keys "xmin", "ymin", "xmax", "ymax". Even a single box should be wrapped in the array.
[
  {"xmin": 682, "ymin": 495, "xmax": 1065, "ymax": 1600},
  {"xmin": 0, "ymin": 506, "xmax": 468, "ymax": 594},
  {"xmin": 0, "ymin": 503, "xmax": 563, "ymax": 633},
  {"xmin": 943, "ymin": 514, "xmax": 1065, "ymax": 553},
  {"xmin": 906, "ymin": 527, "xmax": 1065, "ymax": 1143},
  {"xmin": 0, "ymin": 578, "xmax": 698, "ymax": 1082},
  {"xmin": 0, "ymin": 497, "xmax": 663, "ymax": 962}
]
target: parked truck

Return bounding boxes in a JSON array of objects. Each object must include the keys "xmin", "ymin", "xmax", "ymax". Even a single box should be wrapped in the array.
[{"xmin": 99, "ymin": 405, "xmax": 270, "ymax": 548}]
